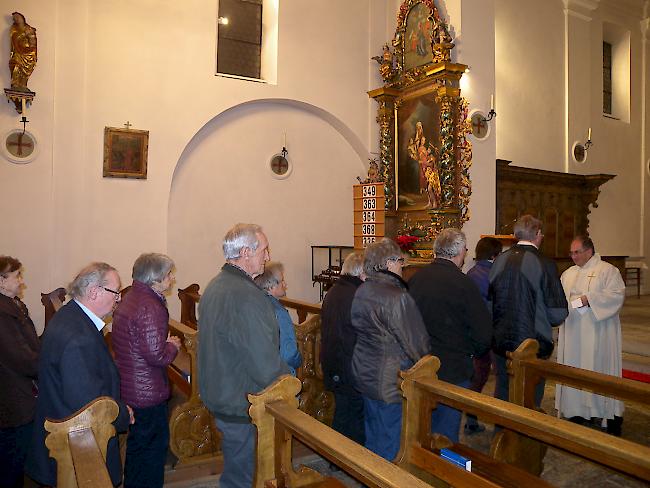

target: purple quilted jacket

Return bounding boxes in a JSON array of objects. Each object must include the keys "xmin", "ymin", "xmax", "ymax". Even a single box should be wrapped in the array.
[{"xmin": 112, "ymin": 280, "xmax": 178, "ymax": 408}]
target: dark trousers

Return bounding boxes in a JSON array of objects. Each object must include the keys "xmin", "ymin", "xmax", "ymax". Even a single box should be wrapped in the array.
[
  {"xmin": 466, "ymin": 351, "xmax": 493, "ymax": 427},
  {"xmin": 0, "ymin": 422, "xmax": 32, "ymax": 488},
  {"xmin": 332, "ymin": 391, "xmax": 365, "ymax": 445},
  {"xmin": 363, "ymin": 398, "xmax": 402, "ymax": 461},
  {"xmin": 431, "ymin": 379, "xmax": 471, "ymax": 442},
  {"xmin": 214, "ymin": 418, "xmax": 255, "ymax": 488},
  {"xmin": 495, "ymin": 354, "xmax": 545, "ymax": 407},
  {"xmin": 124, "ymin": 403, "xmax": 169, "ymax": 488}
]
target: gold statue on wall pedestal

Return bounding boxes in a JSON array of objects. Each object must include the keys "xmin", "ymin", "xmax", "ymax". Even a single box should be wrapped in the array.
[{"xmin": 5, "ymin": 12, "xmax": 37, "ymax": 114}]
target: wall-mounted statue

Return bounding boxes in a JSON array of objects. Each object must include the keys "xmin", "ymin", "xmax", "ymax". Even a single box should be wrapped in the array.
[{"xmin": 9, "ymin": 12, "xmax": 37, "ymax": 92}]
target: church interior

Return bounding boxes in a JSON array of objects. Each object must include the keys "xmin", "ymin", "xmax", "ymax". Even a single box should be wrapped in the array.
[{"xmin": 2, "ymin": 0, "xmax": 650, "ymax": 487}]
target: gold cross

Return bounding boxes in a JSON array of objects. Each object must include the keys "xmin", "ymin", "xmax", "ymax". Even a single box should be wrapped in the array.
[{"xmin": 587, "ymin": 272, "xmax": 596, "ymax": 291}]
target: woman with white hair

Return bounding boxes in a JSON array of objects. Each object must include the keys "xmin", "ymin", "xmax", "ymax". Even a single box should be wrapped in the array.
[
  {"xmin": 112, "ymin": 253, "xmax": 181, "ymax": 488},
  {"xmin": 350, "ymin": 238, "xmax": 430, "ymax": 460}
]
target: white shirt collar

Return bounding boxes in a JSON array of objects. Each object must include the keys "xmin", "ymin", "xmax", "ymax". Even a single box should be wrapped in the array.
[
  {"xmin": 74, "ymin": 299, "xmax": 106, "ymax": 331},
  {"xmin": 517, "ymin": 240, "xmax": 538, "ymax": 249}
]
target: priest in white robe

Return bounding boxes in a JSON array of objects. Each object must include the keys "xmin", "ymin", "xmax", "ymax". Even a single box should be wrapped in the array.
[{"xmin": 555, "ymin": 235, "xmax": 625, "ymax": 435}]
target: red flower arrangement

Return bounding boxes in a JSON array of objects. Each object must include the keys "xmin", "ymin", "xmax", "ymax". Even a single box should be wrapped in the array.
[{"xmin": 396, "ymin": 234, "xmax": 419, "ymax": 252}]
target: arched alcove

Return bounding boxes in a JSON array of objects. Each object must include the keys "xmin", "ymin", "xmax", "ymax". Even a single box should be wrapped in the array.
[{"xmin": 168, "ymin": 99, "xmax": 368, "ymax": 314}]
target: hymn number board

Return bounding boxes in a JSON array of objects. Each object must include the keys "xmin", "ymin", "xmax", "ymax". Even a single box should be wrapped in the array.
[{"xmin": 353, "ymin": 183, "xmax": 385, "ymax": 249}]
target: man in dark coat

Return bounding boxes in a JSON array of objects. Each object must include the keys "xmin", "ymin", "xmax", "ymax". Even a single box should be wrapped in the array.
[
  {"xmin": 320, "ymin": 251, "xmax": 365, "ymax": 445},
  {"xmin": 409, "ymin": 228, "xmax": 492, "ymax": 443},
  {"xmin": 489, "ymin": 215, "xmax": 568, "ymax": 407},
  {"xmin": 26, "ymin": 263, "xmax": 132, "ymax": 487}
]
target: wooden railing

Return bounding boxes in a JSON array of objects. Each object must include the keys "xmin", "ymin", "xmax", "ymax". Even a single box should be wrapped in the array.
[
  {"xmin": 508, "ymin": 338, "xmax": 650, "ymax": 409},
  {"xmin": 398, "ymin": 356, "xmax": 650, "ymax": 485},
  {"xmin": 44, "ymin": 396, "xmax": 117, "ymax": 488},
  {"xmin": 248, "ymin": 375, "xmax": 432, "ymax": 488}
]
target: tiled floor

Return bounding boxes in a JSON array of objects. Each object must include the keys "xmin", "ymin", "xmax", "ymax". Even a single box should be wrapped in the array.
[{"xmin": 164, "ymin": 295, "xmax": 650, "ymax": 487}]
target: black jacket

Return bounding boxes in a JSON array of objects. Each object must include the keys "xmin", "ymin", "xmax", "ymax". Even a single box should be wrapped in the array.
[
  {"xmin": 0, "ymin": 294, "xmax": 39, "ymax": 428},
  {"xmin": 26, "ymin": 300, "xmax": 130, "ymax": 487},
  {"xmin": 320, "ymin": 274, "xmax": 363, "ymax": 394},
  {"xmin": 489, "ymin": 244, "xmax": 568, "ymax": 358},
  {"xmin": 409, "ymin": 258, "xmax": 492, "ymax": 384},
  {"xmin": 350, "ymin": 270, "xmax": 430, "ymax": 404}
]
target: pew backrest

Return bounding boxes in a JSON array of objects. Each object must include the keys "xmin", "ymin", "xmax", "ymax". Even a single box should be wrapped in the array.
[{"xmin": 41, "ymin": 287, "xmax": 66, "ymax": 328}]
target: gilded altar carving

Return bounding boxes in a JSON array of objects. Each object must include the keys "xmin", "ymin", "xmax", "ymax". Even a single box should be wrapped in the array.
[{"xmin": 369, "ymin": 0, "xmax": 471, "ymax": 251}]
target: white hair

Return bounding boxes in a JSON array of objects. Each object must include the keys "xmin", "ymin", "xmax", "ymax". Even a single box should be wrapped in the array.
[{"xmin": 222, "ymin": 223, "xmax": 262, "ymax": 260}]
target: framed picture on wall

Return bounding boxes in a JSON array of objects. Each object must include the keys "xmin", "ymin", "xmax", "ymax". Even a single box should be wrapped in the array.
[{"xmin": 103, "ymin": 126, "xmax": 149, "ymax": 179}]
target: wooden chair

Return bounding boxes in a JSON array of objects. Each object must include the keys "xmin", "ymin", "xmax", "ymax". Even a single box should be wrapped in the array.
[
  {"xmin": 249, "ymin": 375, "xmax": 432, "ymax": 488},
  {"xmin": 44, "ymin": 396, "xmax": 117, "ymax": 488},
  {"xmin": 41, "ymin": 287, "xmax": 66, "ymax": 328},
  {"xmin": 397, "ymin": 356, "xmax": 650, "ymax": 485}
]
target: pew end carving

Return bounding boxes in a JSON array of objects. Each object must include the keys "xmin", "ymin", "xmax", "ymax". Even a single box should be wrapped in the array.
[
  {"xmin": 178, "ymin": 284, "xmax": 200, "ymax": 329},
  {"xmin": 44, "ymin": 396, "xmax": 118, "ymax": 488},
  {"xmin": 168, "ymin": 318, "xmax": 221, "ymax": 464}
]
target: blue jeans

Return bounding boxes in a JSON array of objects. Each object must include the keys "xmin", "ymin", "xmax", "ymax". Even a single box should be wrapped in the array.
[
  {"xmin": 0, "ymin": 422, "xmax": 32, "ymax": 488},
  {"xmin": 214, "ymin": 418, "xmax": 256, "ymax": 488},
  {"xmin": 124, "ymin": 403, "xmax": 169, "ymax": 488},
  {"xmin": 363, "ymin": 398, "xmax": 401, "ymax": 461},
  {"xmin": 430, "ymin": 379, "xmax": 471, "ymax": 443}
]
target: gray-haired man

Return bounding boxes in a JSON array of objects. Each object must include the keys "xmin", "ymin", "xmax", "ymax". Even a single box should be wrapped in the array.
[{"xmin": 198, "ymin": 223, "xmax": 289, "ymax": 488}]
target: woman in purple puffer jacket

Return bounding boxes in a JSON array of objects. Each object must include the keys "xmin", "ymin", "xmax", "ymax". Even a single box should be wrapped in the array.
[{"xmin": 112, "ymin": 253, "xmax": 181, "ymax": 488}]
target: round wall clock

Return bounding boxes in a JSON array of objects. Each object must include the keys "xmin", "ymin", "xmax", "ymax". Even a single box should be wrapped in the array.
[{"xmin": 2, "ymin": 129, "xmax": 38, "ymax": 164}]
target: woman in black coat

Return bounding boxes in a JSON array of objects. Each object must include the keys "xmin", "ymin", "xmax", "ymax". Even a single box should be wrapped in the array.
[{"xmin": 0, "ymin": 256, "xmax": 39, "ymax": 488}]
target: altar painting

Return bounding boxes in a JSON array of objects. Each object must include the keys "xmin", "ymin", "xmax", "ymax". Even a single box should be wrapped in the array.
[
  {"xmin": 404, "ymin": 3, "xmax": 433, "ymax": 71},
  {"xmin": 397, "ymin": 92, "xmax": 441, "ymax": 211}
]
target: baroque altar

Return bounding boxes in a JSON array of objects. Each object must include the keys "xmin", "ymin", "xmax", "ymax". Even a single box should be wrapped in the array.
[{"xmin": 368, "ymin": 0, "xmax": 472, "ymax": 260}]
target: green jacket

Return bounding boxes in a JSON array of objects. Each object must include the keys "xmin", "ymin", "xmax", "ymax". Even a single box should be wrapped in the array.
[{"xmin": 198, "ymin": 264, "xmax": 289, "ymax": 422}]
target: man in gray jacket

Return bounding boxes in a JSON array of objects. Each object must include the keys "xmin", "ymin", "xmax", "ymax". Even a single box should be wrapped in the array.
[{"xmin": 198, "ymin": 223, "xmax": 289, "ymax": 488}]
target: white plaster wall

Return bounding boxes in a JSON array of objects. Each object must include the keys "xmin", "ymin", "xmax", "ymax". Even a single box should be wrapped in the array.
[
  {"xmin": 0, "ymin": 0, "xmax": 375, "ymax": 331},
  {"xmin": 495, "ymin": 0, "xmax": 566, "ymax": 171}
]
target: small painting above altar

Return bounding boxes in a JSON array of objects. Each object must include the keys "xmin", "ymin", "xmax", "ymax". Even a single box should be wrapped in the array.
[
  {"xmin": 404, "ymin": 3, "xmax": 434, "ymax": 70},
  {"xmin": 397, "ymin": 91, "xmax": 441, "ymax": 211}
]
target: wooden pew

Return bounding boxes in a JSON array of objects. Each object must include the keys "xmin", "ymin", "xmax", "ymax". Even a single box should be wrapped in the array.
[
  {"xmin": 176, "ymin": 284, "xmax": 334, "ymax": 425},
  {"xmin": 44, "ymin": 396, "xmax": 118, "ymax": 488},
  {"xmin": 167, "ymin": 318, "xmax": 221, "ymax": 464},
  {"xmin": 249, "ymin": 375, "xmax": 433, "ymax": 488},
  {"xmin": 508, "ymin": 338, "xmax": 650, "ymax": 409},
  {"xmin": 41, "ymin": 287, "xmax": 66, "ymax": 328},
  {"xmin": 397, "ymin": 356, "xmax": 650, "ymax": 486}
]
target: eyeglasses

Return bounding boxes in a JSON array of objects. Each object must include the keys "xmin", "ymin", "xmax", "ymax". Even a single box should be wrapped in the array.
[
  {"xmin": 569, "ymin": 248, "xmax": 587, "ymax": 256},
  {"xmin": 102, "ymin": 286, "xmax": 121, "ymax": 300},
  {"xmin": 389, "ymin": 257, "xmax": 405, "ymax": 265}
]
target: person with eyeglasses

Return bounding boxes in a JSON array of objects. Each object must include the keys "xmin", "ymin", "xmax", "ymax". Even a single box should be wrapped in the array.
[
  {"xmin": 350, "ymin": 238, "xmax": 430, "ymax": 461},
  {"xmin": 111, "ymin": 253, "xmax": 181, "ymax": 488},
  {"xmin": 27, "ymin": 262, "xmax": 134, "ymax": 487},
  {"xmin": 409, "ymin": 228, "xmax": 492, "ymax": 443},
  {"xmin": 555, "ymin": 235, "xmax": 626, "ymax": 436}
]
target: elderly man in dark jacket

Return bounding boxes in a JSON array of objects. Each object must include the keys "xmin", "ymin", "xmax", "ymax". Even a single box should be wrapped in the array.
[
  {"xmin": 320, "ymin": 251, "xmax": 365, "ymax": 445},
  {"xmin": 489, "ymin": 215, "xmax": 568, "ymax": 407},
  {"xmin": 27, "ymin": 263, "xmax": 132, "ymax": 487},
  {"xmin": 409, "ymin": 228, "xmax": 492, "ymax": 443},
  {"xmin": 351, "ymin": 238, "xmax": 430, "ymax": 461},
  {"xmin": 198, "ymin": 224, "xmax": 289, "ymax": 488},
  {"xmin": 112, "ymin": 253, "xmax": 180, "ymax": 488}
]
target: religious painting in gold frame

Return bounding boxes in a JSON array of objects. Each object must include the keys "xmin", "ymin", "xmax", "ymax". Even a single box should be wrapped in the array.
[
  {"xmin": 103, "ymin": 127, "xmax": 149, "ymax": 179},
  {"xmin": 396, "ymin": 89, "xmax": 442, "ymax": 211},
  {"xmin": 403, "ymin": 2, "xmax": 435, "ymax": 71}
]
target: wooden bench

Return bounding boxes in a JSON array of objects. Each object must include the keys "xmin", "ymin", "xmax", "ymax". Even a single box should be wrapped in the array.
[
  {"xmin": 44, "ymin": 396, "xmax": 117, "ymax": 488},
  {"xmin": 41, "ymin": 287, "xmax": 66, "ymax": 328},
  {"xmin": 167, "ymin": 318, "xmax": 221, "ymax": 464},
  {"xmin": 249, "ymin": 375, "xmax": 433, "ymax": 488},
  {"xmin": 507, "ymin": 338, "xmax": 650, "ymax": 410},
  {"xmin": 397, "ymin": 355, "xmax": 650, "ymax": 485}
]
